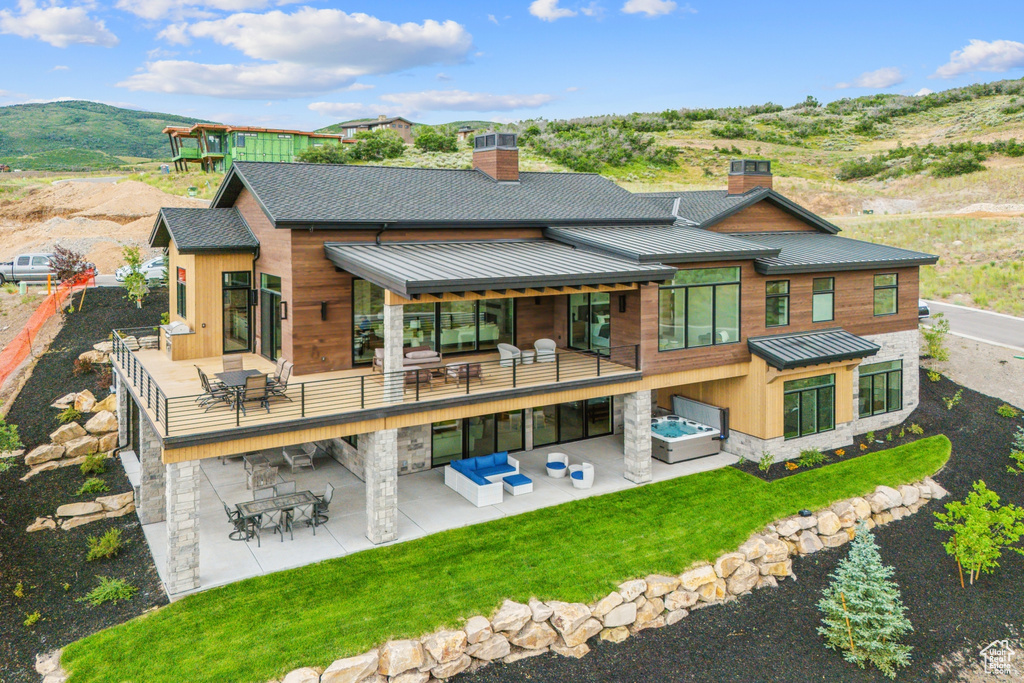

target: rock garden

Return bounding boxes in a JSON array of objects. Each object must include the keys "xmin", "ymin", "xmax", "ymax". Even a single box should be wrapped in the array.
[{"xmin": 0, "ymin": 287, "xmax": 167, "ymax": 683}]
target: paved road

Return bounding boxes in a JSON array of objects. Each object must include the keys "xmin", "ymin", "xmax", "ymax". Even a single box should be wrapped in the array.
[{"xmin": 923, "ymin": 300, "xmax": 1024, "ymax": 351}]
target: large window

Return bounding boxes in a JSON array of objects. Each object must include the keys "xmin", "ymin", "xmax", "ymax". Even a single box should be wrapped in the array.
[
  {"xmin": 569, "ymin": 292, "xmax": 611, "ymax": 354},
  {"xmin": 353, "ymin": 278, "xmax": 384, "ymax": 363},
  {"xmin": 532, "ymin": 397, "xmax": 612, "ymax": 447},
  {"xmin": 176, "ymin": 267, "xmax": 187, "ymax": 318},
  {"xmin": 812, "ymin": 277, "xmax": 835, "ymax": 322},
  {"xmin": 765, "ymin": 281, "xmax": 789, "ymax": 327},
  {"xmin": 431, "ymin": 410, "xmax": 524, "ymax": 467},
  {"xmin": 658, "ymin": 267, "xmax": 740, "ymax": 350},
  {"xmin": 783, "ymin": 374, "xmax": 835, "ymax": 440},
  {"xmin": 222, "ymin": 271, "xmax": 251, "ymax": 353},
  {"xmin": 858, "ymin": 360, "xmax": 903, "ymax": 418},
  {"xmin": 874, "ymin": 274, "xmax": 898, "ymax": 316},
  {"xmin": 260, "ymin": 273, "xmax": 282, "ymax": 361}
]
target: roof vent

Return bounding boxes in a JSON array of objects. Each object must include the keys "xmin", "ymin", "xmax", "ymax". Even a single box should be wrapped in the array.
[
  {"xmin": 728, "ymin": 159, "xmax": 773, "ymax": 194},
  {"xmin": 473, "ymin": 133, "xmax": 519, "ymax": 182}
]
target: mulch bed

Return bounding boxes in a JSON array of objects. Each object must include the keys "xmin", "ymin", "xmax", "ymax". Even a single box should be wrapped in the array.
[
  {"xmin": 0, "ymin": 287, "xmax": 168, "ymax": 683},
  {"xmin": 461, "ymin": 369, "xmax": 1024, "ymax": 683}
]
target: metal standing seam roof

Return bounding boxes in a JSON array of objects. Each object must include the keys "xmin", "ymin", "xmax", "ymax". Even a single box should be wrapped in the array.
[
  {"xmin": 747, "ymin": 329, "xmax": 880, "ymax": 370},
  {"xmin": 323, "ymin": 240, "xmax": 676, "ymax": 298},
  {"xmin": 544, "ymin": 225, "xmax": 780, "ymax": 263},
  {"xmin": 213, "ymin": 162, "xmax": 676, "ymax": 227},
  {"xmin": 149, "ymin": 208, "xmax": 259, "ymax": 254},
  {"xmin": 747, "ymin": 233, "xmax": 939, "ymax": 274}
]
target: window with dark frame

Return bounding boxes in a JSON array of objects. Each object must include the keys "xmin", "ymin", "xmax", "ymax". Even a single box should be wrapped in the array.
[
  {"xmin": 873, "ymin": 273, "xmax": 898, "ymax": 316},
  {"xmin": 765, "ymin": 280, "xmax": 790, "ymax": 327},
  {"xmin": 658, "ymin": 267, "xmax": 741, "ymax": 350},
  {"xmin": 858, "ymin": 360, "xmax": 903, "ymax": 418},
  {"xmin": 812, "ymin": 277, "xmax": 835, "ymax": 322},
  {"xmin": 176, "ymin": 267, "xmax": 187, "ymax": 318},
  {"xmin": 783, "ymin": 374, "xmax": 835, "ymax": 439}
]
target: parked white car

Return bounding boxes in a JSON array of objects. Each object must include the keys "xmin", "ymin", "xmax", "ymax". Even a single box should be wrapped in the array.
[{"xmin": 115, "ymin": 257, "xmax": 166, "ymax": 283}]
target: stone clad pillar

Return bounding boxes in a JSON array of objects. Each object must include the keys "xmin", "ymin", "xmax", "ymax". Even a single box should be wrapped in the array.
[
  {"xmin": 165, "ymin": 460, "xmax": 201, "ymax": 595},
  {"xmin": 116, "ymin": 375, "xmax": 128, "ymax": 448},
  {"xmin": 136, "ymin": 417, "xmax": 165, "ymax": 524},
  {"xmin": 365, "ymin": 428, "xmax": 398, "ymax": 544},
  {"xmin": 623, "ymin": 390, "xmax": 652, "ymax": 484},
  {"xmin": 383, "ymin": 303, "xmax": 404, "ymax": 404}
]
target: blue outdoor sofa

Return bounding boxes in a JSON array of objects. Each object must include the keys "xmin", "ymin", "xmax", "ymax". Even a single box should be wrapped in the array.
[{"xmin": 443, "ymin": 452, "xmax": 520, "ymax": 506}]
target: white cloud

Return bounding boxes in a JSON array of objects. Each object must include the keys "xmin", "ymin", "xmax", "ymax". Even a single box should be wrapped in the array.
[
  {"xmin": 565, "ymin": 86, "xmax": 580, "ymax": 92},
  {"xmin": 114, "ymin": 0, "xmax": 286, "ymax": 21},
  {"xmin": 308, "ymin": 101, "xmax": 381, "ymax": 119},
  {"xmin": 157, "ymin": 22, "xmax": 191, "ymax": 45},
  {"xmin": 0, "ymin": 0, "xmax": 118, "ymax": 48},
  {"xmin": 487, "ymin": 13, "xmax": 498, "ymax": 24},
  {"xmin": 621, "ymin": 0, "xmax": 677, "ymax": 16},
  {"xmin": 51, "ymin": 65, "xmax": 69, "ymax": 71},
  {"xmin": 379, "ymin": 89, "xmax": 554, "ymax": 112},
  {"xmin": 118, "ymin": 60, "xmax": 362, "ymax": 99},
  {"xmin": 580, "ymin": 2, "xmax": 604, "ymax": 18},
  {"xmin": 933, "ymin": 39, "xmax": 1024, "ymax": 78},
  {"xmin": 835, "ymin": 66, "xmax": 905, "ymax": 89},
  {"xmin": 529, "ymin": 0, "xmax": 576, "ymax": 21},
  {"xmin": 347, "ymin": 83, "xmax": 375, "ymax": 91},
  {"xmin": 914, "ymin": 87, "xmax": 934, "ymax": 96},
  {"xmin": 436, "ymin": 72, "xmax": 452, "ymax": 81}
]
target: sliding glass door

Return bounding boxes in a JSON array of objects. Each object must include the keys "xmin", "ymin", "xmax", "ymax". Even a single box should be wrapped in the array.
[
  {"xmin": 222, "ymin": 272, "xmax": 251, "ymax": 353},
  {"xmin": 568, "ymin": 293, "xmax": 611, "ymax": 354},
  {"xmin": 532, "ymin": 396, "xmax": 613, "ymax": 447},
  {"xmin": 430, "ymin": 410, "xmax": 525, "ymax": 467}
]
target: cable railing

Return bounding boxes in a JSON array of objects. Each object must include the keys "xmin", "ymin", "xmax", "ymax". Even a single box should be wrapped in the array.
[
  {"xmin": 112, "ymin": 331, "xmax": 640, "ymax": 438},
  {"xmin": 111, "ymin": 327, "xmax": 169, "ymax": 430}
]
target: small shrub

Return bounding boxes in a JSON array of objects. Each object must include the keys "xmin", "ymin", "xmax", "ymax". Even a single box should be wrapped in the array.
[
  {"xmin": 76, "ymin": 477, "xmax": 109, "ymax": 496},
  {"xmin": 934, "ymin": 480, "xmax": 1024, "ymax": 585},
  {"xmin": 58, "ymin": 406, "xmax": 82, "ymax": 424},
  {"xmin": 80, "ymin": 453, "xmax": 107, "ymax": 475},
  {"xmin": 899, "ymin": 427, "xmax": 906, "ymax": 438},
  {"xmin": 23, "ymin": 611, "xmax": 41, "ymax": 628},
  {"xmin": 996, "ymin": 404, "xmax": 1020, "ymax": 418},
  {"xmin": 72, "ymin": 357, "xmax": 95, "ymax": 376},
  {"xmin": 757, "ymin": 450, "xmax": 775, "ymax": 473},
  {"xmin": 942, "ymin": 389, "xmax": 963, "ymax": 411},
  {"xmin": 932, "ymin": 151, "xmax": 986, "ymax": 177},
  {"xmin": 160, "ymin": 312, "xmax": 170, "ymax": 325},
  {"xmin": 86, "ymin": 528, "xmax": 123, "ymax": 562},
  {"xmin": 797, "ymin": 448, "xmax": 828, "ymax": 468},
  {"xmin": 95, "ymin": 367, "xmax": 112, "ymax": 392},
  {"xmin": 13, "ymin": 581, "xmax": 24, "ymax": 598},
  {"xmin": 886, "ymin": 431, "xmax": 894, "ymax": 442},
  {"xmin": 0, "ymin": 418, "xmax": 22, "ymax": 452},
  {"xmin": 865, "ymin": 431, "xmax": 876, "ymax": 443},
  {"xmin": 908, "ymin": 423, "xmax": 925, "ymax": 435},
  {"xmin": 922, "ymin": 313, "xmax": 950, "ymax": 361},
  {"xmin": 78, "ymin": 576, "xmax": 138, "ymax": 606},
  {"xmin": 1, "ymin": 282, "xmax": 17, "ymax": 294},
  {"xmin": 51, "ymin": 245, "xmax": 88, "ymax": 282},
  {"xmin": 927, "ymin": 370, "xmax": 942, "ymax": 383},
  {"xmin": 121, "ymin": 246, "xmax": 150, "ymax": 308}
]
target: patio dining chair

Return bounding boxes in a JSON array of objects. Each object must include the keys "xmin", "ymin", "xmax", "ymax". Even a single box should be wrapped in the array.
[
  {"xmin": 223, "ymin": 502, "xmax": 250, "ymax": 541},
  {"xmin": 274, "ymin": 480, "xmax": 296, "ymax": 496},
  {"xmin": 292, "ymin": 499, "xmax": 317, "ymax": 535},
  {"xmin": 248, "ymin": 464, "xmax": 277, "ymax": 491},
  {"xmin": 313, "ymin": 482, "xmax": 335, "ymax": 526},
  {"xmin": 253, "ymin": 485, "xmax": 275, "ymax": 501},
  {"xmin": 235, "ymin": 374, "xmax": 270, "ymax": 415},
  {"xmin": 222, "ymin": 355, "xmax": 243, "ymax": 373},
  {"xmin": 268, "ymin": 361, "xmax": 294, "ymax": 402},
  {"xmin": 252, "ymin": 508, "xmax": 291, "ymax": 546},
  {"xmin": 195, "ymin": 366, "xmax": 231, "ymax": 411}
]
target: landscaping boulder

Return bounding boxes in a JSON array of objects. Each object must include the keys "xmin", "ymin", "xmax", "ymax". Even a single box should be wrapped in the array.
[
  {"xmin": 61, "ymin": 512, "xmax": 107, "ymax": 530},
  {"xmin": 600, "ymin": 627, "xmax": 630, "ymax": 644},
  {"xmin": 664, "ymin": 589, "xmax": 698, "ymax": 611},
  {"xmin": 26, "ymin": 517, "xmax": 57, "ymax": 532},
  {"xmin": 64, "ymin": 435, "xmax": 99, "ymax": 458},
  {"xmin": 601, "ymin": 602, "xmax": 637, "ymax": 628},
  {"xmin": 591, "ymin": 591, "xmax": 623, "ymax": 618},
  {"xmin": 96, "ymin": 491, "xmax": 134, "ymax": 511},
  {"xmin": 97, "ymin": 432, "xmax": 119, "ymax": 453},
  {"xmin": 51, "ymin": 393, "xmax": 77, "ymax": 409},
  {"xmin": 74, "ymin": 390, "xmax": 97, "ymax": 413},
  {"xmin": 390, "ymin": 671, "xmax": 428, "ymax": 683},
  {"xmin": 757, "ymin": 575, "xmax": 779, "ymax": 590},
  {"xmin": 890, "ymin": 506, "xmax": 911, "ymax": 520},
  {"xmin": 93, "ymin": 393, "xmax": 117, "ymax": 413},
  {"xmin": 548, "ymin": 602, "xmax": 592, "ymax": 637},
  {"xmin": 679, "ymin": 564, "xmax": 717, "ymax": 591},
  {"xmin": 528, "ymin": 597, "xmax": 553, "ymax": 622},
  {"xmin": 759, "ymin": 560, "xmax": 793, "ymax": 577},
  {"xmin": 25, "ymin": 443, "xmax": 64, "ymax": 466},
  {"xmin": 830, "ymin": 501, "xmax": 858, "ymax": 527},
  {"xmin": 815, "ymin": 510, "xmax": 842, "ymax": 536},
  {"xmin": 820, "ymin": 532, "xmax": 849, "ymax": 548},
  {"xmin": 644, "ymin": 574, "xmax": 680, "ymax": 597},
  {"xmin": 665, "ymin": 609, "xmax": 688, "ymax": 626},
  {"xmin": 562, "ymin": 618, "xmax": 603, "ymax": 647},
  {"xmin": 281, "ymin": 668, "xmax": 320, "ymax": 683},
  {"xmin": 78, "ymin": 350, "xmax": 108, "ymax": 365},
  {"xmin": 509, "ymin": 621, "xmax": 557, "ymax": 650},
  {"xmin": 503, "ymin": 646, "xmax": 548, "ymax": 664},
  {"xmin": 876, "ymin": 485, "xmax": 904, "ymax": 508},
  {"xmin": 726, "ymin": 562, "xmax": 759, "ymax": 595},
  {"xmin": 850, "ymin": 497, "xmax": 872, "ymax": 519},
  {"xmin": 84, "ymin": 410, "xmax": 118, "ymax": 434},
  {"xmin": 56, "ymin": 501, "xmax": 103, "ymax": 517},
  {"xmin": 617, "ymin": 579, "xmax": 646, "ymax": 601},
  {"xmin": 796, "ymin": 514, "xmax": 818, "ymax": 530},
  {"xmin": 465, "ymin": 634, "xmax": 510, "ymax": 661},
  {"xmin": 105, "ymin": 503, "xmax": 136, "ymax": 519},
  {"xmin": 377, "ymin": 641, "xmax": 424, "ymax": 677},
  {"xmin": 631, "ymin": 597, "xmax": 665, "ymax": 631},
  {"xmin": 713, "ymin": 552, "xmax": 746, "ymax": 579},
  {"xmin": 796, "ymin": 530, "xmax": 824, "ymax": 554},
  {"xmin": 464, "ymin": 616, "xmax": 492, "ymax": 644},
  {"xmin": 421, "ymin": 630, "xmax": 466, "ymax": 664},
  {"xmin": 737, "ymin": 535, "xmax": 768, "ymax": 561},
  {"xmin": 696, "ymin": 578, "xmax": 726, "ymax": 603},
  {"xmin": 50, "ymin": 422, "xmax": 86, "ymax": 444},
  {"xmin": 897, "ymin": 484, "xmax": 920, "ymax": 506},
  {"xmin": 551, "ymin": 639, "xmax": 590, "ymax": 659},
  {"xmin": 431, "ymin": 654, "xmax": 471, "ymax": 680},
  {"xmin": 762, "ymin": 537, "xmax": 789, "ymax": 563},
  {"xmin": 490, "ymin": 600, "xmax": 532, "ymax": 634},
  {"xmin": 92, "ymin": 341, "xmax": 114, "ymax": 354},
  {"xmin": 774, "ymin": 518, "xmax": 801, "ymax": 537},
  {"xmin": 924, "ymin": 477, "xmax": 948, "ymax": 500}
]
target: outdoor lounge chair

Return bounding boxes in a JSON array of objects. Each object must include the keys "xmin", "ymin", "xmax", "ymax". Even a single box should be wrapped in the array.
[
  {"xmin": 282, "ymin": 443, "xmax": 316, "ymax": 472},
  {"xmin": 534, "ymin": 338, "xmax": 557, "ymax": 363},
  {"xmin": 497, "ymin": 343, "xmax": 521, "ymax": 368},
  {"xmin": 569, "ymin": 462, "xmax": 595, "ymax": 490},
  {"xmin": 546, "ymin": 452, "xmax": 569, "ymax": 478},
  {"xmin": 268, "ymin": 361, "xmax": 293, "ymax": 401},
  {"xmin": 235, "ymin": 374, "xmax": 270, "ymax": 415},
  {"xmin": 444, "ymin": 361, "xmax": 483, "ymax": 388},
  {"xmin": 404, "ymin": 368, "xmax": 433, "ymax": 392},
  {"xmin": 222, "ymin": 355, "xmax": 243, "ymax": 373}
]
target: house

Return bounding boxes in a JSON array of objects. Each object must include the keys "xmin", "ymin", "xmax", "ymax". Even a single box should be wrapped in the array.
[
  {"xmin": 456, "ymin": 126, "xmax": 477, "ymax": 142},
  {"xmin": 338, "ymin": 115, "xmax": 415, "ymax": 143},
  {"xmin": 115, "ymin": 135, "xmax": 936, "ymax": 594},
  {"xmin": 163, "ymin": 123, "xmax": 345, "ymax": 172}
]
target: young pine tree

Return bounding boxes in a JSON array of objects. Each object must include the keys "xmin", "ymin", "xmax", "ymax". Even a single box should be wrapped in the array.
[{"xmin": 818, "ymin": 522, "xmax": 913, "ymax": 679}]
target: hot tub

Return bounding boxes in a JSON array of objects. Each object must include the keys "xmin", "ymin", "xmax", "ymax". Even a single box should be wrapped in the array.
[{"xmin": 650, "ymin": 415, "xmax": 721, "ymax": 463}]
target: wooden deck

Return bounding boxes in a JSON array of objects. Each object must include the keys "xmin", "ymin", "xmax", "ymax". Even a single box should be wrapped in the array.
[{"xmin": 115, "ymin": 346, "xmax": 637, "ymax": 440}]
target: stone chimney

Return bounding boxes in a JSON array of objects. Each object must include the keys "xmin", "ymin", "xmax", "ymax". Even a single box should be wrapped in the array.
[
  {"xmin": 727, "ymin": 159, "xmax": 773, "ymax": 194},
  {"xmin": 473, "ymin": 133, "xmax": 519, "ymax": 182},
  {"xmin": 377, "ymin": 114, "xmax": 387, "ymax": 121}
]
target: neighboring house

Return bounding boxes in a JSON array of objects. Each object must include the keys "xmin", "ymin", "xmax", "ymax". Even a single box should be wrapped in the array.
[
  {"xmin": 339, "ymin": 115, "xmax": 415, "ymax": 143},
  {"xmin": 115, "ymin": 135, "xmax": 936, "ymax": 594},
  {"xmin": 456, "ymin": 126, "xmax": 477, "ymax": 142},
  {"xmin": 163, "ymin": 123, "xmax": 345, "ymax": 172}
]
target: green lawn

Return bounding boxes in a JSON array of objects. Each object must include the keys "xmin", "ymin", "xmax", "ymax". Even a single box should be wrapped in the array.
[{"xmin": 62, "ymin": 435, "xmax": 951, "ymax": 683}]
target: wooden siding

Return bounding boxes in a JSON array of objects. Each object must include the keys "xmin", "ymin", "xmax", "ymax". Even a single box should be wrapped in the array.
[
  {"xmin": 515, "ymin": 295, "xmax": 556, "ymax": 350},
  {"xmin": 239, "ymin": 188, "xmax": 293, "ymax": 361},
  {"xmin": 709, "ymin": 201, "xmax": 816, "ymax": 233}
]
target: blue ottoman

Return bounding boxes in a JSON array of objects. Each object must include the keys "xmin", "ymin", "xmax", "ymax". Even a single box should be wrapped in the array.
[{"xmin": 503, "ymin": 474, "xmax": 533, "ymax": 496}]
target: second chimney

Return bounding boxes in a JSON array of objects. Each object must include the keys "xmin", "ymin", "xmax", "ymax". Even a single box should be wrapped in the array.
[
  {"xmin": 727, "ymin": 159, "xmax": 772, "ymax": 194},
  {"xmin": 473, "ymin": 133, "xmax": 519, "ymax": 182}
]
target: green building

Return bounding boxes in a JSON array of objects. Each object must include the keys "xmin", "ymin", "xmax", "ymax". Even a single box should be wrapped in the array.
[{"xmin": 164, "ymin": 123, "xmax": 345, "ymax": 172}]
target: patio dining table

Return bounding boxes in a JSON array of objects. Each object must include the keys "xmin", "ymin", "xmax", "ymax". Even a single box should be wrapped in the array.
[
  {"xmin": 236, "ymin": 490, "xmax": 318, "ymax": 520},
  {"xmin": 216, "ymin": 369, "xmax": 265, "ymax": 389}
]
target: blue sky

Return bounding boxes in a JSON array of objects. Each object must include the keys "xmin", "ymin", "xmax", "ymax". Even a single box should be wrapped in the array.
[{"xmin": 1, "ymin": 0, "xmax": 1024, "ymax": 129}]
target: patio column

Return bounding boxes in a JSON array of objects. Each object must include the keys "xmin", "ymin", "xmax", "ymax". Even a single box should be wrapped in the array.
[
  {"xmin": 116, "ymin": 375, "xmax": 128, "ymax": 448},
  {"xmin": 165, "ymin": 460, "xmax": 201, "ymax": 595},
  {"xmin": 382, "ymin": 302, "xmax": 404, "ymax": 404},
  {"xmin": 136, "ymin": 415, "xmax": 166, "ymax": 524},
  {"xmin": 623, "ymin": 390, "xmax": 653, "ymax": 484},
  {"xmin": 365, "ymin": 428, "xmax": 398, "ymax": 544}
]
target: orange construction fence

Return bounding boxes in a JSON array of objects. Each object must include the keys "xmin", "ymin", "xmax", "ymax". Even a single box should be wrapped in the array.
[{"xmin": 0, "ymin": 269, "xmax": 97, "ymax": 390}]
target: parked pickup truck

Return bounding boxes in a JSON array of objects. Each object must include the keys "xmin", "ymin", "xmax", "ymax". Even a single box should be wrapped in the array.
[{"xmin": 0, "ymin": 253, "xmax": 98, "ymax": 284}]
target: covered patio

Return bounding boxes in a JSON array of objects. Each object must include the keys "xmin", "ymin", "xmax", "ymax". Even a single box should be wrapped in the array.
[{"xmin": 125, "ymin": 437, "xmax": 737, "ymax": 596}]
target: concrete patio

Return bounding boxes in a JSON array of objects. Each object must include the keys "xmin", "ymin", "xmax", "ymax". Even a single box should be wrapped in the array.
[{"xmin": 125, "ymin": 437, "xmax": 738, "ymax": 597}]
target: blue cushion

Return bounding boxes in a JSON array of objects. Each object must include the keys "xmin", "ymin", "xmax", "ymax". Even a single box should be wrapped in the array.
[
  {"xmin": 546, "ymin": 461, "xmax": 567, "ymax": 470},
  {"xmin": 476, "ymin": 454, "xmax": 495, "ymax": 469},
  {"xmin": 467, "ymin": 473, "xmax": 490, "ymax": 486},
  {"xmin": 570, "ymin": 470, "xmax": 584, "ymax": 480},
  {"xmin": 477, "ymin": 464, "xmax": 515, "ymax": 479},
  {"xmin": 493, "ymin": 451, "xmax": 508, "ymax": 466},
  {"xmin": 503, "ymin": 474, "xmax": 531, "ymax": 486},
  {"xmin": 450, "ymin": 459, "xmax": 466, "ymax": 473}
]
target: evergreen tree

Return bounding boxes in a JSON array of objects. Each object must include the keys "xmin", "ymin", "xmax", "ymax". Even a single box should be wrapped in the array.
[{"xmin": 818, "ymin": 522, "xmax": 913, "ymax": 678}]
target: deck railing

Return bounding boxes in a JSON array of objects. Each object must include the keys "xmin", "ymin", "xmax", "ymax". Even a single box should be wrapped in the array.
[
  {"xmin": 112, "ymin": 327, "xmax": 170, "ymax": 429},
  {"xmin": 112, "ymin": 329, "xmax": 640, "ymax": 438}
]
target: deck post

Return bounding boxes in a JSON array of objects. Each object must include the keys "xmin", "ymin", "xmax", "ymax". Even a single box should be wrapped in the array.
[
  {"xmin": 364, "ymin": 428, "xmax": 398, "ymax": 544},
  {"xmin": 623, "ymin": 390, "xmax": 653, "ymax": 484},
  {"xmin": 136, "ymin": 414, "xmax": 166, "ymax": 524},
  {"xmin": 116, "ymin": 373, "xmax": 128, "ymax": 448},
  {"xmin": 382, "ymin": 303, "xmax": 404, "ymax": 404},
  {"xmin": 165, "ymin": 460, "xmax": 201, "ymax": 595}
]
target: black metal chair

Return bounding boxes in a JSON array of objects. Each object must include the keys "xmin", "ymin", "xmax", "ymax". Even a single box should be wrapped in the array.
[
  {"xmin": 251, "ymin": 508, "xmax": 291, "ymax": 546},
  {"xmin": 223, "ymin": 502, "xmax": 251, "ymax": 541},
  {"xmin": 234, "ymin": 374, "xmax": 270, "ymax": 415},
  {"xmin": 313, "ymin": 482, "xmax": 335, "ymax": 526},
  {"xmin": 195, "ymin": 366, "xmax": 231, "ymax": 411}
]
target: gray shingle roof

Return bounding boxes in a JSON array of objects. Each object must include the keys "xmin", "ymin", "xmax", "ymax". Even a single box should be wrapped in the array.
[
  {"xmin": 216, "ymin": 162, "xmax": 675, "ymax": 227},
  {"xmin": 748, "ymin": 329, "xmax": 880, "ymax": 370},
  {"xmin": 637, "ymin": 188, "xmax": 841, "ymax": 234},
  {"xmin": 323, "ymin": 240, "xmax": 675, "ymax": 298},
  {"xmin": 747, "ymin": 233, "xmax": 939, "ymax": 274},
  {"xmin": 545, "ymin": 225, "xmax": 780, "ymax": 263},
  {"xmin": 149, "ymin": 208, "xmax": 259, "ymax": 253}
]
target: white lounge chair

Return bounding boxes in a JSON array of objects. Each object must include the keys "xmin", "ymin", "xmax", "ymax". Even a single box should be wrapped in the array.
[
  {"xmin": 569, "ymin": 462, "xmax": 594, "ymax": 489},
  {"xmin": 546, "ymin": 452, "xmax": 568, "ymax": 478},
  {"xmin": 534, "ymin": 338, "xmax": 557, "ymax": 363},
  {"xmin": 497, "ymin": 343, "xmax": 521, "ymax": 368}
]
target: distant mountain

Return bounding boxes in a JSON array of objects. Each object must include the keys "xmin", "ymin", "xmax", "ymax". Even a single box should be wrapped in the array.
[
  {"xmin": 0, "ymin": 100, "xmax": 208, "ymax": 170},
  {"xmin": 315, "ymin": 119, "xmax": 500, "ymax": 135}
]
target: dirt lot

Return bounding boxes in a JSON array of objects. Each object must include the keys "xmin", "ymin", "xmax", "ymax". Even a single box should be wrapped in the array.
[
  {"xmin": 922, "ymin": 331, "xmax": 1024, "ymax": 409},
  {"xmin": 0, "ymin": 289, "xmax": 49, "ymax": 349},
  {"xmin": 0, "ymin": 179, "xmax": 207, "ymax": 273}
]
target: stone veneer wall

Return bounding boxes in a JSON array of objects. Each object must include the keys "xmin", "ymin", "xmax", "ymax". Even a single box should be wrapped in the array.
[
  {"xmin": 254, "ymin": 476, "xmax": 947, "ymax": 683},
  {"xmin": 397, "ymin": 425, "xmax": 431, "ymax": 475},
  {"xmin": 136, "ymin": 416, "xmax": 165, "ymax": 525},
  {"xmin": 853, "ymin": 329, "xmax": 920, "ymax": 434}
]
